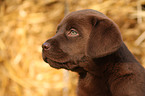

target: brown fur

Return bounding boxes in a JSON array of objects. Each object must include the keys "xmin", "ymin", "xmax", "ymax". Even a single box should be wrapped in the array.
[{"xmin": 42, "ymin": 9, "xmax": 145, "ymax": 96}]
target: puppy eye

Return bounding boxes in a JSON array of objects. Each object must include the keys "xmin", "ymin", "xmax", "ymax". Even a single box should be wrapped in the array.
[{"xmin": 67, "ymin": 29, "xmax": 79, "ymax": 37}]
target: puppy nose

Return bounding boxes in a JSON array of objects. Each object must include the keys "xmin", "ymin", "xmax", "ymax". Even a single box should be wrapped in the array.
[{"xmin": 42, "ymin": 42, "xmax": 51, "ymax": 50}]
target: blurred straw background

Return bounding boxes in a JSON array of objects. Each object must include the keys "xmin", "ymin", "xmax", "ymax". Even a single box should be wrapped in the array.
[{"xmin": 0, "ymin": 0, "xmax": 145, "ymax": 96}]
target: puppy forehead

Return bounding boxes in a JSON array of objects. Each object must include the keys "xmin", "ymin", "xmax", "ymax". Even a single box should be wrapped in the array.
[
  {"xmin": 59, "ymin": 13, "xmax": 89, "ymax": 27},
  {"xmin": 65, "ymin": 9, "xmax": 105, "ymax": 18},
  {"xmin": 58, "ymin": 9, "xmax": 107, "ymax": 28}
]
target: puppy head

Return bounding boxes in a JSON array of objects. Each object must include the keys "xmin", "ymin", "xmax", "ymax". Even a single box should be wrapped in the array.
[{"xmin": 42, "ymin": 9, "xmax": 123, "ymax": 71}]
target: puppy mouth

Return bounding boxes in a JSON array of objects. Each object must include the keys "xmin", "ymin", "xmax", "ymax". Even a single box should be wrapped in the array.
[
  {"xmin": 42, "ymin": 52, "xmax": 86, "ymax": 72},
  {"xmin": 42, "ymin": 52, "xmax": 70, "ymax": 68},
  {"xmin": 42, "ymin": 52, "xmax": 69, "ymax": 64},
  {"xmin": 44, "ymin": 57, "xmax": 68, "ymax": 65},
  {"xmin": 43, "ymin": 55, "xmax": 83, "ymax": 71}
]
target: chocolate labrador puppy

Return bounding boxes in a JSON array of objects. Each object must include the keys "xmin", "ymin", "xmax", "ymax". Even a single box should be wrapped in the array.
[{"xmin": 42, "ymin": 9, "xmax": 145, "ymax": 96}]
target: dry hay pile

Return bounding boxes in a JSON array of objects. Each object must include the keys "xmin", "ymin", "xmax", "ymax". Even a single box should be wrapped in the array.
[{"xmin": 0, "ymin": 0, "xmax": 145, "ymax": 96}]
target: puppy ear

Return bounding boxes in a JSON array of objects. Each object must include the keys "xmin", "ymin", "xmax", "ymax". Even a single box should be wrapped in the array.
[{"xmin": 87, "ymin": 18, "xmax": 123, "ymax": 58}]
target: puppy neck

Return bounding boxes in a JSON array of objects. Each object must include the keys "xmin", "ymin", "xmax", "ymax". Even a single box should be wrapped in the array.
[
  {"xmin": 93, "ymin": 43, "xmax": 138, "ymax": 65},
  {"xmin": 83, "ymin": 43, "xmax": 138, "ymax": 77}
]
